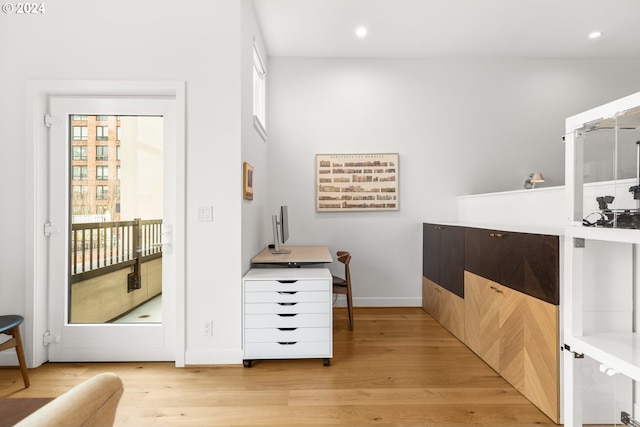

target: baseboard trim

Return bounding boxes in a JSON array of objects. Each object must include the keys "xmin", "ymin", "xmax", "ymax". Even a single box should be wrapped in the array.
[{"xmin": 333, "ymin": 296, "xmax": 421, "ymax": 307}]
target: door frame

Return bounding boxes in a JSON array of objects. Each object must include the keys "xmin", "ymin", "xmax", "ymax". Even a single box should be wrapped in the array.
[{"xmin": 26, "ymin": 80, "xmax": 186, "ymax": 367}]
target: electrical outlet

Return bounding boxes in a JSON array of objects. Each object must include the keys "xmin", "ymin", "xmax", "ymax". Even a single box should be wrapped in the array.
[{"xmin": 203, "ymin": 320, "xmax": 213, "ymax": 337}]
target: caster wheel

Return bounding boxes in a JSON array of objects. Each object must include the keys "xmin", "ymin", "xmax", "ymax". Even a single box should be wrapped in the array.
[
  {"xmin": 323, "ymin": 358, "xmax": 331, "ymax": 367},
  {"xmin": 243, "ymin": 360, "xmax": 253, "ymax": 368}
]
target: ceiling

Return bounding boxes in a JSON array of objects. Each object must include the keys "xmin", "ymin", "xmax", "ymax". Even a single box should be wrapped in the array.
[{"xmin": 251, "ymin": 0, "xmax": 640, "ymax": 58}]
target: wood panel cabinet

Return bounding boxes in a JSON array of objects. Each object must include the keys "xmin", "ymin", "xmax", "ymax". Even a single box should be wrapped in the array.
[
  {"xmin": 422, "ymin": 224, "xmax": 465, "ymax": 341},
  {"xmin": 422, "ymin": 277, "xmax": 464, "ymax": 341},
  {"xmin": 465, "ymin": 228, "xmax": 559, "ymax": 305},
  {"xmin": 423, "ymin": 223, "xmax": 560, "ymax": 423},
  {"xmin": 465, "ymin": 271, "xmax": 559, "ymax": 423},
  {"xmin": 423, "ymin": 223, "xmax": 464, "ymax": 298}
]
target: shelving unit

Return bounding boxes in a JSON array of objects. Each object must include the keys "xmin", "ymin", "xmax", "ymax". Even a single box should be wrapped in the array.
[{"xmin": 563, "ymin": 91, "xmax": 640, "ymax": 426}]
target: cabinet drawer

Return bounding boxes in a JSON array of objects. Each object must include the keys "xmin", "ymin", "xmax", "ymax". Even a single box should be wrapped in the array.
[
  {"xmin": 244, "ymin": 341, "xmax": 331, "ymax": 359},
  {"xmin": 244, "ymin": 279, "xmax": 328, "ymax": 292},
  {"xmin": 244, "ymin": 327, "xmax": 330, "ymax": 343},
  {"xmin": 244, "ymin": 290, "xmax": 328, "ymax": 304},
  {"xmin": 244, "ymin": 302, "xmax": 329, "ymax": 315},
  {"xmin": 244, "ymin": 313, "xmax": 330, "ymax": 329}
]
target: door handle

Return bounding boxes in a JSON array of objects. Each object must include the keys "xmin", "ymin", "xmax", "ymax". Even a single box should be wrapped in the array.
[{"xmin": 160, "ymin": 224, "xmax": 173, "ymax": 255}]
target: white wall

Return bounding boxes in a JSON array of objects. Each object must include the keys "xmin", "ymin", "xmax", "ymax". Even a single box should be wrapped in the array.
[
  {"xmin": 0, "ymin": 0, "xmax": 245, "ymax": 365},
  {"xmin": 241, "ymin": 1, "xmax": 270, "ymax": 273},
  {"xmin": 267, "ymin": 58, "xmax": 640, "ymax": 306}
]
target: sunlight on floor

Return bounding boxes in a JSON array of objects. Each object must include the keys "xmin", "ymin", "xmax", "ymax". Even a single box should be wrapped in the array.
[{"xmin": 113, "ymin": 294, "xmax": 162, "ymax": 323}]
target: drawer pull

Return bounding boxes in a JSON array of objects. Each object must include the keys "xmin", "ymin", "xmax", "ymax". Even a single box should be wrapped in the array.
[
  {"xmin": 278, "ymin": 328, "xmax": 297, "ymax": 331},
  {"xmin": 278, "ymin": 291, "xmax": 298, "ymax": 295},
  {"xmin": 278, "ymin": 342, "xmax": 297, "ymax": 345},
  {"xmin": 278, "ymin": 302, "xmax": 298, "ymax": 306},
  {"xmin": 490, "ymin": 286, "xmax": 503, "ymax": 294},
  {"xmin": 277, "ymin": 313, "xmax": 298, "ymax": 317},
  {"xmin": 278, "ymin": 280, "xmax": 298, "ymax": 284},
  {"xmin": 490, "ymin": 233, "xmax": 507, "ymax": 238}
]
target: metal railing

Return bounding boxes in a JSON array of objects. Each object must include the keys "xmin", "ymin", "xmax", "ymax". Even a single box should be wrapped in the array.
[{"xmin": 70, "ymin": 218, "xmax": 162, "ymax": 284}]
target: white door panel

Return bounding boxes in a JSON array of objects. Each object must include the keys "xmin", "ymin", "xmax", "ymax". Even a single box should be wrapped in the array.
[{"xmin": 48, "ymin": 96, "xmax": 177, "ymax": 362}]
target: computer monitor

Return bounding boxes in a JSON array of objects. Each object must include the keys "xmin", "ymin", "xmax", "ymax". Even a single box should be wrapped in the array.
[{"xmin": 271, "ymin": 205, "xmax": 291, "ymax": 254}]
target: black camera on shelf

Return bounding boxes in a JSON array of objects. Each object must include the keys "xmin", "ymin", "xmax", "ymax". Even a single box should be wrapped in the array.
[
  {"xmin": 630, "ymin": 185, "xmax": 640, "ymax": 200},
  {"xmin": 596, "ymin": 195, "xmax": 615, "ymax": 210}
]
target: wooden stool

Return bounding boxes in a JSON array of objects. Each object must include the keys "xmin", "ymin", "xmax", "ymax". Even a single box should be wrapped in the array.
[{"xmin": 0, "ymin": 315, "xmax": 30, "ymax": 388}]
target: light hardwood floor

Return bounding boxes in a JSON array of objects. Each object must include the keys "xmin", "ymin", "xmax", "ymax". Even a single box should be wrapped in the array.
[{"xmin": 0, "ymin": 308, "xmax": 558, "ymax": 426}]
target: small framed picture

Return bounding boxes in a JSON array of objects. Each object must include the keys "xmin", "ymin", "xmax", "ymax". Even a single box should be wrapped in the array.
[{"xmin": 243, "ymin": 162, "xmax": 254, "ymax": 200}]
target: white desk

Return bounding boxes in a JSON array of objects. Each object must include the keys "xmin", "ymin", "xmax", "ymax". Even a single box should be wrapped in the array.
[{"xmin": 250, "ymin": 245, "xmax": 333, "ymax": 267}]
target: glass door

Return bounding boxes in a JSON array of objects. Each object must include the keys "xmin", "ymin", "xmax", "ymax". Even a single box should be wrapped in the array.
[{"xmin": 48, "ymin": 96, "xmax": 177, "ymax": 361}]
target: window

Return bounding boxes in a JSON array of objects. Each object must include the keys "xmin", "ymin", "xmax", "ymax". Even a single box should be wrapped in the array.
[
  {"xmin": 95, "ymin": 115, "xmax": 108, "ymax": 121},
  {"xmin": 96, "ymin": 185, "xmax": 109, "ymax": 200},
  {"xmin": 72, "ymin": 185, "xmax": 88, "ymax": 196},
  {"xmin": 72, "ymin": 115, "xmax": 87, "ymax": 121},
  {"xmin": 96, "ymin": 166, "xmax": 108, "ymax": 180},
  {"xmin": 72, "ymin": 205, "xmax": 90, "ymax": 215},
  {"xmin": 72, "ymin": 146, "xmax": 87, "ymax": 161},
  {"xmin": 96, "ymin": 146, "xmax": 108, "ymax": 161},
  {"xmin": 117, "ymin": 126, "xmax": 121, "ymax": 141},
  {"xmin": 96, "ymin": 205, "xmax": 108, "ymax": 214},
  {"xmin": 72, "ymin": 166, "xmax": 87, "ymax": 180},
  {"xmin": 116, "ymin": 165, "xmax": 121, "ymax": 180},
  {"xmin": 253, "ymin": 45, "xmax": 267, "ymax": 139},
  {"xmin": 116, "ymin": 146, "xmax": 121, "ymax": 160},
  {"xmin": 73, "ymin": 126, "xmax": 88, "ymax": 141},
  {"xmin": 96, "ymin": 126, "xmax": 108, "ymax": 141}
]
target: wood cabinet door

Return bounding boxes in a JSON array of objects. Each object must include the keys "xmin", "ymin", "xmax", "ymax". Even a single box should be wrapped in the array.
[
  {"xmin": 423, "ymin": 224, "xmax": 441, "ymax": 283},
  {"xmin": 523, "ymin": 294, "xmax": 559, "ymax": 423},
  {"xmin": 440, "ymin": 225, "xmax": 465, "ymax": 298},
  {"xmin": 465, "ymin": 227, "xmax": 500, "ymax": 282},
  {"xmin": 498, "ymin": 283, "xmax": 525, "ymax": 393},
  {"xmin": 422, "ymin": 277, "xmax": 441, "ymax": 320},
  {"xmin": 440, "ymin": 289, "xmax": 465, "ymax": 342},
  {"xmin": 500, "ymin": 232, "xmax": 559, "ymax": 304},
  {"xmin": 464, "ymin": 272, "xmax": 500, "ymax": 371}
]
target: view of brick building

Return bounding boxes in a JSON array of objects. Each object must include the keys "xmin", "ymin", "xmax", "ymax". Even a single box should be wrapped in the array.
[{"xmin": 70, "ymin": 115, "xmax": 121, "ymax": 223}]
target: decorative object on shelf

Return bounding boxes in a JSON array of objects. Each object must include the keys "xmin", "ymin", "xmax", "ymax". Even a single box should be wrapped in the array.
[
  {"xmin": 316, "ymin": 153, "xmax": 399, "ymax": 212},
  {"xmin": 243, "ymin": 162, "xmax": 254, "ymax": 201},
  {"xmin": 523, "ymin": 172, "xmax": 545, "ymax": 189}
]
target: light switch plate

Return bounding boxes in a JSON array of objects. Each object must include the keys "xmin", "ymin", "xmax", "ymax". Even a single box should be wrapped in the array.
[{"xmin": 197, "ymin": 206, "xmax": 213, "ymax": 222}]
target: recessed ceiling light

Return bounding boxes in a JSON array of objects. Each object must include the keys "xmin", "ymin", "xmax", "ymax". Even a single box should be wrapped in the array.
[
  {"xmin": 355, "ymin": 26, "xmax": 367, "ymax": 39},
  {"xmin": 589, "ymin": 31, "xmax": 603, "ymax": 39}
]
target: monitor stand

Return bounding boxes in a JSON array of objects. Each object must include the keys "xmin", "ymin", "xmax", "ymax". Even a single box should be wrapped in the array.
[{"xmin": 271, "ymin": 249, "xmax": 291, "ymax": 254}]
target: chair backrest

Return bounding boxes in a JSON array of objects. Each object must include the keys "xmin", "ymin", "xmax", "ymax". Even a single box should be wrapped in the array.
[
  {"xmin": 337, "ymin": 251, "xmax": 351, "ymax": 285},
  {"xmin": 15, "ymin": 372, "xmax": 124, "ymax": 427}
]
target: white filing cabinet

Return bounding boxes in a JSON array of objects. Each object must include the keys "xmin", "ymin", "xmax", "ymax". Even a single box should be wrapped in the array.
[{"xmin": 242, "ymin": 268, "xmax": 333, "ymax": 367}]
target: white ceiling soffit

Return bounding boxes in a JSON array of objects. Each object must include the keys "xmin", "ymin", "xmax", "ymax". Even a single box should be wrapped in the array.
[{"xmin": 251, "ymin": 0, "xmax": 640, "ymax": 58}]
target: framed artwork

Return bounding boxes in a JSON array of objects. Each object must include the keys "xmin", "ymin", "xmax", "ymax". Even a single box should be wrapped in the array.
[
  {"xmin": 243, "ymin": 162, "xmax": 254, "ymax": 200},
  {"xmin": 316, "ymin": 153, "xmax": 399, "ymax": 212}
]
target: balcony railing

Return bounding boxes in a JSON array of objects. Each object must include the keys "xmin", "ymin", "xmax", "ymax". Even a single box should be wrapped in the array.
[{"xmin": 70, "ymin": 218, "xmax": 162, "ymax": 285}]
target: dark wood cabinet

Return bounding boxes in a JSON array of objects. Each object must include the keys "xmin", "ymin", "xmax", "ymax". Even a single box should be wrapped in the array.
[
  {"xmin": 465, "ymin": 228, "xmax": 559, "ymax": 305},
  {"xmin": 464, "ymin": 227, "xmax": 501, "ymax": 282},
  {"xmin": 423, "ymin": 223, "xmax": 464, "ymax": 298},
  {"xmin": 422, "ymin": 224, "xmax": 441, "ymax": 283}
]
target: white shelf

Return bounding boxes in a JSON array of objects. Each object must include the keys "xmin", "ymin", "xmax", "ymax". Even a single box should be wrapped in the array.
[
  {"xmin": 565, "ymin": 225, "xmax": 640, "ymax": 244},
  {"xmin": 566, "ymin": 333, "xmax": 640, "ymax": 382}
]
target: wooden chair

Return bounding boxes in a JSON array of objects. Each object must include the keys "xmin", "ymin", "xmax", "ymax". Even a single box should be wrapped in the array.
[
  {"xmin": 0, "ymin": 314, "xmax": 30, "ymax": 388},
  {"xmin": 332, "ymin": 251, "xmax": 354, "ymax": 331}
]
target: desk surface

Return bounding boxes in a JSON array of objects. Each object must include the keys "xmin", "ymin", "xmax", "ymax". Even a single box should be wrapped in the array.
[{"xmin": 251, "ymin": 246, "xmax": 333, "ymax": 265}]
